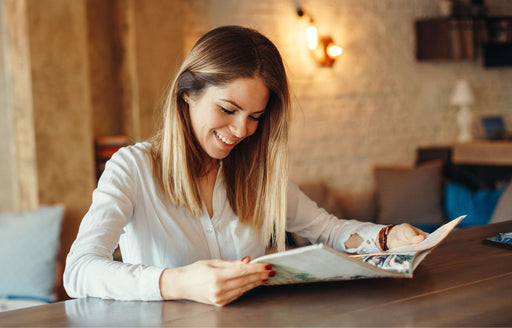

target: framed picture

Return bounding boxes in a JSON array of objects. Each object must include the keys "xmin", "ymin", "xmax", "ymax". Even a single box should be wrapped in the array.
[{"xmin": 481, "ymin": 116, "xmax": 506, "ymax": 140}]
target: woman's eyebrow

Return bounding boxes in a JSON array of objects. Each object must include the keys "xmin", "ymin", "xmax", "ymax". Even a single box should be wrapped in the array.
[
  {"xmin": 220, "ymin": 99, "xmax": 265, "ymax": 114},
  {"xmin": 220, "ymin": 99, "xmax": 243, "ymax": 110}
]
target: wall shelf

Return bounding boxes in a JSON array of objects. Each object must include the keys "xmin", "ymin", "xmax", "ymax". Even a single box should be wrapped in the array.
[{"xmin": 415, "ymin": 16, "xmax": 512, "ymax": 66}]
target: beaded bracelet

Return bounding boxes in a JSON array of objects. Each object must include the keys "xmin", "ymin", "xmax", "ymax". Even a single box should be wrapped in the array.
[{"xmin": 378, "ymin": 224, "xmax": 395, "ymax": 251}]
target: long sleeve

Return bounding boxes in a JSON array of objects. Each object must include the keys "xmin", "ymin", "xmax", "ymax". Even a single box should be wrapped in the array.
[
  {"xmin": 63, "ymin": 146, "xmax": 164, "ymax": 301},
  {"xmin": 63, "ymin": 143, "xmax": 271, "ymax": 302},
  {"xmin": 64, "ymin": 142, "xmax": 385, "ymax": 301},
  {"xmin": 286, "ymin": 181, "xmax": 384, "ymax": 254}
]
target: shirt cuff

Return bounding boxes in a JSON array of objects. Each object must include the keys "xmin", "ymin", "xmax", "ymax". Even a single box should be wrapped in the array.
[
  {"xmin": 346, "ymin": 223, "xmax": 385, "ymax": 254},
  {"xmin": 141, "ymin": 266, "xmax": 166, "ymax": 301}
]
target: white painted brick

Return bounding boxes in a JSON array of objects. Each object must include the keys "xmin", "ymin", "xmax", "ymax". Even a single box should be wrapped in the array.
[{"xmin": 186, "ymin": 0, "xmax": 512, "ymax": 193}]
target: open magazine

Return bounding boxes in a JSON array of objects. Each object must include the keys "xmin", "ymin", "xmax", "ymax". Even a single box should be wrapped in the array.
[{"xmin": 252, "ymin": 215, "xmax": 465, "ymax": 285}]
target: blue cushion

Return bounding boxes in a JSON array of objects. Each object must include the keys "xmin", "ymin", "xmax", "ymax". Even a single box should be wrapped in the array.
[
  {"xmin": 413, "ymin": 223, "xmax": 442, "ymax": 233},
  {"xmin": 0, "ymin": 206, "xmax": 64, "ymax": 302},
  {"xmin": 444, "ymin": 183, "xmax": 503, "ymax": 227}
]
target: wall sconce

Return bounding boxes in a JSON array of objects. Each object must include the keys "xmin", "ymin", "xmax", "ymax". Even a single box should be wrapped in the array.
[{"xmin": 297, "ymin": 7, "xmax": 342, "ymax": 67}]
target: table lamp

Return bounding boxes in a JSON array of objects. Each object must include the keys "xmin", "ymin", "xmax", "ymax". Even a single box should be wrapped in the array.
[{"xmin": 450, "ymin": 79, "xmax": 475, "ymax": 143}]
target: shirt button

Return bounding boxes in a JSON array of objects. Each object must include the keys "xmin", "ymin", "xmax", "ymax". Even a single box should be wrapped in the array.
[
  {"xmin": 366, "ymin": 240, "xmax": 371, "ymax": 244},
  {"xmin": 206, "ymin": 227, "xmax": 213, "ymax": 234}
]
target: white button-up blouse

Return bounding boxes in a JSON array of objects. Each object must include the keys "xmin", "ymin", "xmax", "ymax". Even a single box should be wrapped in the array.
[{"xmin": 64, "ymin": 142, "xmax": 383, "ymax": 301}]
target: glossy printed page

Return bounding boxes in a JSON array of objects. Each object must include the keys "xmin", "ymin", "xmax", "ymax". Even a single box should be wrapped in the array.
[{"xmin": 253, "ymin": 244, "xmax": 412, "ymax": 285}]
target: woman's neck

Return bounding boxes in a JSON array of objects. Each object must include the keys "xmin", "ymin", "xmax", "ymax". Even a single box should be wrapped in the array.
[
  {"xmin": 199, "ymin": 159, "xmax": 220, "ymax": 178},
  {"xmin": 197, "ymin": 160, "xmax": 219, "ymax": 218}
]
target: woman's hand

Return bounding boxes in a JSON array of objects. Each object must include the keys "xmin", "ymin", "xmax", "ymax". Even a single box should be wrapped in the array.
[
  {"xmin": 159, "ymin": 256, "xmax": 273, "ymax": 307},
  {"xmin": 386, "ymin": 223, "xmax": 428, "ymax": 249}
]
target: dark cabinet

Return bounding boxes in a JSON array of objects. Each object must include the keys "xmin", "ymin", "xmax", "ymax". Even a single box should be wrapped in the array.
[{"xmin": 481, "ymin": 16, "xmax": 512, "ymax": 67}]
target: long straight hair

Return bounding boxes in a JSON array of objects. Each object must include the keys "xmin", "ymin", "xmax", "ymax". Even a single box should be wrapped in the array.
[{"xmin": 152, "ymin": 26, "xmax": 290, "ymax": 252}]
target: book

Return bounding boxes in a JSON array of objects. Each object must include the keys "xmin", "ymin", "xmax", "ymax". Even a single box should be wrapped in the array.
[
  {"xmin": 483, "ymin": 232, "xmax": 512, "ymax": 250},
  {"xmin": 252, "ymin": 216, "xmax": 465, "ymax": 285}
]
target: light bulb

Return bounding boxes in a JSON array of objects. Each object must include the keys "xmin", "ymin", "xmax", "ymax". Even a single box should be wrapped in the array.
[
  {"xmin": 306, "ymin": 24, "xmax": 318, "ymax": 50},
  {"xmin": 327, "ymin": 44, "xmax": 342, "ymax": 58}
]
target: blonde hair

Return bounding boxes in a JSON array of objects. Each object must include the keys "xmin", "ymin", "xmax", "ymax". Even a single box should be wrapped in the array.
[{"xmin": 153, "ymin": 26, "xmax": 290, "ymax": 252}]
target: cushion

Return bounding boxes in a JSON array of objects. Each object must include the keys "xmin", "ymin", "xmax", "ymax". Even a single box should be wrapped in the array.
[
  {"xmin": 491, "ymin": 181, "xmax": 512, "ymax": 223},
  {"xmin": 0, "ymin": 297, "xmax": 48, "ymax": 312},
  {"xmin": 374, "ymin": 161, "xmax": 444, "ymax": 226},
  {"xmin": 0, "ymin": 205, "xmax": 64, "ymax": 302},
  {"xmin": 444, "ymin": 183, "xmax": 503, "ymax": 227}
]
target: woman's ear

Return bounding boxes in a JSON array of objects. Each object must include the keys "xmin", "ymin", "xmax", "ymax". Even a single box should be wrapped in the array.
[{"xmin": 182, "ymin": 92, "xmax": 190, "ymax": 104}]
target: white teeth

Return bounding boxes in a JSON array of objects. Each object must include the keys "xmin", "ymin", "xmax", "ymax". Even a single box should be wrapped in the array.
[{"xmin": 215, "ymin": 131, "xmax": 235, "ymax": 145}]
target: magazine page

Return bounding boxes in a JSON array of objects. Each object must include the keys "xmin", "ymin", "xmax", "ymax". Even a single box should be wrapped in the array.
[
  {"xmin": 351, "ymin": 252, "xmax": 417, "ymax": 274},
  {"xmin": 253, "ymin": 215, "xmax": 465, "ymax": 285},
  {"xmin": 253, "ymin": 244, "xmax": 413, "ymax": 285},
  {"xmin": 386, "ymin": 215, "xmax": 466, "ymax": 254}
]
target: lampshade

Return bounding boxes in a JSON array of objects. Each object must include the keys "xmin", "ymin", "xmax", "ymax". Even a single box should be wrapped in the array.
[{"xmin": 450, "ymin": 80, "xmax": 475, "ymax": 106}]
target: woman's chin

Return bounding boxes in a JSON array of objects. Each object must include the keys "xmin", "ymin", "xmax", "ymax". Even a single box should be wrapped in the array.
[{"xmin": 206, "ymin": 148, "xmax": 231, "ymax": 160}]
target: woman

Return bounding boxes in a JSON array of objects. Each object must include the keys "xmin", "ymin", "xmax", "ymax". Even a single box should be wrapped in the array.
[{"xmin": 64, "ymin": 26, "xmax": 426, "ymax": 307}]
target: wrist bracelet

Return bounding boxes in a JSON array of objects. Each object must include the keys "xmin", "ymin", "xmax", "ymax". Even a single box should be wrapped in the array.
[{"xmin": 378, "ymin": 224, "xmax": 395, "ymax": 251}]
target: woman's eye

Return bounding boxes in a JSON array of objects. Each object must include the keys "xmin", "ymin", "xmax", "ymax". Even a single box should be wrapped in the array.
[
  {"xmin": 220, "ymin": 106, "xmax": 234, "ymax": 115},
  {"xmin": 249, "ymin": 115, "xmax": 261, "ymax": 121}
]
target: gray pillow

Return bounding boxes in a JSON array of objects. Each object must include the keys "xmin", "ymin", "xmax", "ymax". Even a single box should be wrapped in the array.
[
  {"xmin": 375, "ymin": 162, "xmax": 444, "ymax": 225},
  {"xmin": 0, "ymin": 205, "xmax": 64, "ymax": 301},
  {"xmin": 491, "ymin": 181, "xmax": 512, "ymax": 223}
]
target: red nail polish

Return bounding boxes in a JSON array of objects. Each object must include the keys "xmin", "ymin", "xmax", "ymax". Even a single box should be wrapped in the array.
[
  {"xmin": 241, "ymin": 256, "xmax": 250, "ymax": 262},
  {"xmin": 268, "ymin": 271, "xmax": 275, "ymax": 277},
  {"xmin": 265, "ymin": 264, "xmax": 272, "ymax": 270}
]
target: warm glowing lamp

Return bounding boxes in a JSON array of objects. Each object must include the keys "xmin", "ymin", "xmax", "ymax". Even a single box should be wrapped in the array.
[{"xmin": 297, "ymin": 7, "xmax": 342, "ymax": 67}]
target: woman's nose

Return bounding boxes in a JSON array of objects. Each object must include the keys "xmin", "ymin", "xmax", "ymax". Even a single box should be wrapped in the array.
[{"xmin": 229, "ymin": 117, "xmax": 247, "ymax": 138}]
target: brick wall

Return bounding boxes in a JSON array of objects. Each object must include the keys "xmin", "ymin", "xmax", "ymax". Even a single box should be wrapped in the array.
[{"xmin": 183, "ymin": 0, "xmax": 512, "ymax": 193}]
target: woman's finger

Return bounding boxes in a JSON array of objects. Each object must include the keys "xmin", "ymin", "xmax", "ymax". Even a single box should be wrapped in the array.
[
  {"xmin": 404, "ymin": 225, "xmax": 428, "ymax": 243},
  {"xmin": 193, "ymin": 260, "xmax": 271, "ymax": 306},
  {"xmin": 223, "ymin": 267, "xmax": 270, "ymax": 288},
  {"xmin": 208, "ymin": 259, "xmax": 272, "ymax": 280},
  {"xmin": 403, "ymin": 224, "xmax": 418, "ymax": 239},
  {"xmin": 210, "ymin": 275, "xmax": 267, "ymax": 306},
  {"xmin": 387, "ymin": 224, "xmax": 427, "ymax": 249}
]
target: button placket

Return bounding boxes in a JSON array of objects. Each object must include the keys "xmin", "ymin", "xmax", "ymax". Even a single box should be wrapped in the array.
[{"xmin": 200, "ymin": 215, "xmax": 221, "ymax": 259}]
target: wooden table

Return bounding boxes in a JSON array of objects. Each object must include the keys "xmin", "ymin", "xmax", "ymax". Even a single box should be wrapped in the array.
[
  {"xmin": 417, "ymin": 142, "xmax": 512, "ymax": 189},
  {"xmin": 2, "ymin": 221, "xmax": 512, "ymax": 327},
  {"xmin": 452, "ymin": 141, "xmax": 512, "ymax": 166}
]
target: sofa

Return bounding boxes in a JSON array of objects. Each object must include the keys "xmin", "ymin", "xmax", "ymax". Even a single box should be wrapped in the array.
[
  {"xmin": 294, "ymin": 159, "xmax": 512, "ymax": 245},
  {"xmin": 298, "ymin": 161, "xmax": 447, "ymax": 227},
  {"xmin": 0, "ymin": 205, "xmax": 65, "ymax": 312}
]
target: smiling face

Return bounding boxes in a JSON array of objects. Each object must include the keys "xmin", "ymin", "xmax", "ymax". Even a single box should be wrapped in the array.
[{"xmin": 184, "ymin": 76, "xmax": 270, "ymax": 160}]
